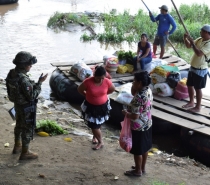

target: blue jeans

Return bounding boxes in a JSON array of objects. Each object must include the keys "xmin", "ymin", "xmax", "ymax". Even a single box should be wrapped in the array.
[{"xmin": 133, "ymin": 56, "xmax": 152, "ymax": 70}]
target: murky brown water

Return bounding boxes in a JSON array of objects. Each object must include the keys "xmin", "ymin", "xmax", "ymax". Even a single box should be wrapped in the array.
[{"xmin": 0, "ymin": 0, "xmax": 209, "ymax": 98}]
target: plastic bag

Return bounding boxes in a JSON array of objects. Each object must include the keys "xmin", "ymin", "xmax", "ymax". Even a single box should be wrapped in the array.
[
  {"xmin": 115, "ymin": 91, "xmax": 133, "ymax": 105},
  {"xmin": 166, "ymin": 71, "xmax": 181, "ymax": 88},
  {"xmin": 119, "ymin": 115, "xmax": 132, "ymax": 152},
  {"xmin": 117, "ymin": 65, "xmax": 128, "ymax": 74},
  {"xmin": 125, "ymin": 64, "xmax": 134, "ymax": 73},
  {"xmin": 70, "ymin": 61, "xmax": 93, "ymax": 81},
  {"xmin": 154, "ymin": 82, "xmax": 174, "ymax": 97}
]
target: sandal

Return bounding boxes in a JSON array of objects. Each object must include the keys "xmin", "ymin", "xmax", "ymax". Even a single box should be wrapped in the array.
[
  {"xmin": 131, "ymin": 166, "xmax": 146, "ymax": 174},
  {"xmin": 124, "ymin": 170, "xmax": 142, "ymax": 177},
  {"xmin": 92, "ymin": 144, "xmax": 104, "ymax": 150},
  {"xmin": 92, "ymin": 137, "xmax": 98, "ymax": 144}
]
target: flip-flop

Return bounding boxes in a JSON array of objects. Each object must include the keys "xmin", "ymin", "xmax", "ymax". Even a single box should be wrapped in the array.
[
  {"xmin": 92, "ymin": 144, "xmax": 104, "ymax": 150},
  {"xmin": 131, "ymin": 166, "xmax": 146, "ymax": 174},
  {"xmin": 124, "ymin": 170, "xmax": 142, "ymax": 177},
  {"xmin": 92, "ymin": 141, "xmax": 98, "ymax": 144}
]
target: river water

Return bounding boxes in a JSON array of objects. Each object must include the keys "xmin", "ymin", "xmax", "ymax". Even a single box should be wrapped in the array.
[{"xmin": 0, "ymin": 0, "xmax": 209, "ymax": 98}]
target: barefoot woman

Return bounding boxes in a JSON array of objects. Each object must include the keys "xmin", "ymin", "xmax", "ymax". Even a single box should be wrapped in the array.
[
  {"xmin": 122, "ymin": 71, "xmax": 153, "ymax": 176},
  {"xmin": 78, "ymin": 66, "xmax": 115, "ymax": 150}
]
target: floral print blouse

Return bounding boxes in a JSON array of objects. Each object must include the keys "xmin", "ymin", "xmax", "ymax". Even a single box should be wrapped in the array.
[{"xmin": 127, "ymin": 87, "xmax": 153, "ymax": 131}]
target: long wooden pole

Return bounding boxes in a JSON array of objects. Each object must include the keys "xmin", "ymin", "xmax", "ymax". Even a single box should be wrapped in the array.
[
  {"xmin": 141, "ymin": 0, "xmax": 181, "ymax": 58},
  {"xmin": 171, "ymin": 0, "xmax": 190, "ymax": 35}
]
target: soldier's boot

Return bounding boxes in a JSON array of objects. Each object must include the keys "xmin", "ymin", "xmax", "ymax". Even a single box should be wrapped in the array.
[
  {"xmin": 19, "ymin": 147, "xmax": 38, "ymax": 160},
  {"xmin": 12, "ymin": 140, "xmax": 22, "ymax": 154}
]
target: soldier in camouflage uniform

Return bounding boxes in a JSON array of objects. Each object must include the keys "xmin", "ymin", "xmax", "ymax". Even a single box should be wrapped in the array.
[{"xmin": 6, "ymin": 51, "xmax": 48, "ymax": 160}]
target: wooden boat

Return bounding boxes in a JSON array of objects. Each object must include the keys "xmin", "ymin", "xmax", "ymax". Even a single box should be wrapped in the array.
[
  {"xmin": 50, "ymin": 53, "xmax": 210, "ymax": 165},
  {"xmin": 0, "ymin": 0, "xmax": 18, "ymax": 5}
]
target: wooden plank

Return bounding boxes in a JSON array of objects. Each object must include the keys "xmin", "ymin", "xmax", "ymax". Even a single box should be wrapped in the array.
[
  {"xmin": 110, "ymin": 72, "xmax": 133, "ymax": 78},
  {"xmin": 156, "ymin": 53, "xmax": 172, "ymax": 59},
  {"xmin": 202, "ymin": 94, "xmax": 210, "ymax": 101},
  {"xmin": 152, "ymin": 108, "xmax": 210, "ymax": 136},
  {"xmin": 174, "ymin": 60, "xmax": 188, "ymax": 67},
  {"xmin": 111, "ymin": 76, "xmax": 133, "ymax": 83},
  {"xmin": 153, "ymin": 101, "xmax": 210, "ymax": 126},
  {"xmin": 75, "ymin": 82, "xmax": 82, "ymax": 86},
  {"xmin": 114, "ymin": 82, "xmax": 132, "ymax": 92},
  {"xmin": 178, "ymin": 64, "xmax": 190, "ymax": 71},
  {"xmin": 164, "ymin": 57, "xmax": 180, "ymax": 63},
  {"xmin": 51, "ymin": 60, "xmax": 103, "ymax": 67},
  {"xmin": 58, "ymin": 67, "xmax": 70, "ymax": 71},
  {"xmin": 183, "ymin": 98, "xmax": 210, "ymax": 108},
  {"xmin": 153, "ymin": 95, "xmax": 210, "ymax": 119},
  {"xmin": 63, "ymin": 71, "xmax": 71, "ymax": 77}
]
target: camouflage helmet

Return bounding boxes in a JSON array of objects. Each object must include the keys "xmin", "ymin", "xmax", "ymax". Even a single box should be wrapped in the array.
[{"xmin": 13, "ymin": 51, "xmax": 37, "ymax": 66}]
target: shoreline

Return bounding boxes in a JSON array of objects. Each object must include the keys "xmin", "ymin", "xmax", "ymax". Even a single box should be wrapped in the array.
[{"xmin": 1, "ymin": 78, "xmax": 210, "ymax": 184}]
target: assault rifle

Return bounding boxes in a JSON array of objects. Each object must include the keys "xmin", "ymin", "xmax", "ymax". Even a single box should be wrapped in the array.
[{"xmin": 24, "ymin": 99, "xmax": 38, "ymax": 140}]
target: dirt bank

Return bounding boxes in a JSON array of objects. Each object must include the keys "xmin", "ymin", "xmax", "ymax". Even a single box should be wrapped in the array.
[{"xmin": 0, "ymin": 79, "xmax": 209, "ymax": 185}]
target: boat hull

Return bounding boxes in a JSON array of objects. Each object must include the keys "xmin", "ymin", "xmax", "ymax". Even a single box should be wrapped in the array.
[
  {"xmin": 0, "ymin": 0, "xmax": 18, "ymax": 5},
  {"xmin": 180, "ymin": 127, "xmax": 210, "ymax": 166},
  {"xmin": 49, "ymin": 69, "xmax": 84, "ymax": 104}
]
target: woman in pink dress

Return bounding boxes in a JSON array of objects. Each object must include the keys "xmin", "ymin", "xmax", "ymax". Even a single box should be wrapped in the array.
[{"xmin": 77, "ymin": 66, "xmax": 115, "ymax": 150}]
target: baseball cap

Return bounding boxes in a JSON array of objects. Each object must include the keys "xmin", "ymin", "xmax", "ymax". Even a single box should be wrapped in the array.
[
  {"xmin": 159, "ymin": 5, "xmax": 168, "ymax": 11},
  {"xmin": 201, "ymin": 24, "xmax": 210, "ymax": 33}
]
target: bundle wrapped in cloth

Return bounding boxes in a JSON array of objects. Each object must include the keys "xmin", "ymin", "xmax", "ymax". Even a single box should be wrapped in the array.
[
  {"xmin": 70, "ymin": 61, "xmax": 93, "ymax": 81},
  {"xmin": 105, "ymin": 57, "xmax": 119, "ymax": 73}
]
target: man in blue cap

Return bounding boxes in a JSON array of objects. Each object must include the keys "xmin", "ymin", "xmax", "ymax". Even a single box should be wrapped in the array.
[
  {"xmin": 182, "ymin": 24, "xmax": 210, "ymax": 112},
  {"xmin": 150, "ymin": 5, "xmax": 177, "ymax": 59}
]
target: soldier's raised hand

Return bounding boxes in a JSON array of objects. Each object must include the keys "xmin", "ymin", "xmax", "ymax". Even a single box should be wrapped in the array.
[{"xmin": 38, "ymin": 73, "xmax": 48, "ymax": 83}]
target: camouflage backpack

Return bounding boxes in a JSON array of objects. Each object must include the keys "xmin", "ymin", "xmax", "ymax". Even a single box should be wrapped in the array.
[{"xmin": 6, "ymin": 69, "xmax": 25, "ymax": 104}]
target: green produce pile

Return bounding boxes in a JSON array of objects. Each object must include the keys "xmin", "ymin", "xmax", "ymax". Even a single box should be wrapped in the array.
[{"xmin": 36, "ymin": 119, "xmax": 68, "ymax": 135}]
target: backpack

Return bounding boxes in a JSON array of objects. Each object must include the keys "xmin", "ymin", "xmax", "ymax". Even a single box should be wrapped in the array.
[{"xmin": 6, "ymin": 70, "xmax": 24, "ymax": 103}]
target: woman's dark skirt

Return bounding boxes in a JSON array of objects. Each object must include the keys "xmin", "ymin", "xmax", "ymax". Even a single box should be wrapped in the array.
[
  {"xmin": 81, "ymin": 99, "xmax": 111, "ymax": 129},
  {"xmin": 130, "ymin": 126, "xmax": 152, "ymax": 155}
]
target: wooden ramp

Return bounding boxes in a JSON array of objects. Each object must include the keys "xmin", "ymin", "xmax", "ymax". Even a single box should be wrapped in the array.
[{"xmin": 113, "ymin": 83, "xmax": 210, "ymax": 136}]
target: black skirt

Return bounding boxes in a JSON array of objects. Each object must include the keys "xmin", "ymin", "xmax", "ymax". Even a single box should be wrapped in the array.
[{"xmin": 130, "ymin": 126, "xmax": 152, "ymax": 155}]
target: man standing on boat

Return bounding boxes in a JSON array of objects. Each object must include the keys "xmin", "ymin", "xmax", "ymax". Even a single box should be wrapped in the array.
[
  {"xmin": 182, "ymin": 25, "xmax": 210, "ymax": 112},
  {"xmin": 149, "ymin": 5, "xmax": 177, "ymax": 59}
]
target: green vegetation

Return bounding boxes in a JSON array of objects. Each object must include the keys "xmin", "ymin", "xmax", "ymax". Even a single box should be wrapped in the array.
[
  {"xmin": 170, "ymin": 3, "xmax": 210, "ymax": 42},
  {"xmin": 36, "ymin": 119, "xmax": 68, "ymax": 135},
  {"xmin": 117, "ymin": 50, "xmax": 136, "ymax": 64},
  {"xmin": 150, "ymin": 180, "xmax": 186, "ymax": 185},
  {"xmin": 170, "ymin": 43, "xmax": 194, "ymax": 63},
  {"xmin": 47, "ymin": 3, "xmax": 210, "ymax": 62},
  {"xmin": 47, "ymin": 3, "xmax": 210, "ymax": 44},
  {"xmin": 47, "ymin": 12, "xmax": 94, "ymax": 28}
]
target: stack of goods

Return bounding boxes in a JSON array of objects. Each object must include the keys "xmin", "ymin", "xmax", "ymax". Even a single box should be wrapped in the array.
[
  {"xmin": 105, "ymin": 57, "xmax": 119, "ymax": 73},
  {"xmin": 150, "ymin": 65, "xmax": 180, "ymax": 97},
  {"xmin": 173, "ymin": 78, "xmax": 189, "ymax": 100},
  {"xmin": 70, "ymin": 61, "xmax": 93, "ymax": 81}
]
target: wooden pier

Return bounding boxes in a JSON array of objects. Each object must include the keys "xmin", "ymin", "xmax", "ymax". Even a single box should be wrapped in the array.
[{"xmin": 51, "ymin": 54, "xmax": 210, "ymax": 136}]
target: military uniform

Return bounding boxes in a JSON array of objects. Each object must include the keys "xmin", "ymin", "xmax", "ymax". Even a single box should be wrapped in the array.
[{"xmin": 6, "ymin": 51, "xmax": 42, "ymax": 160}]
